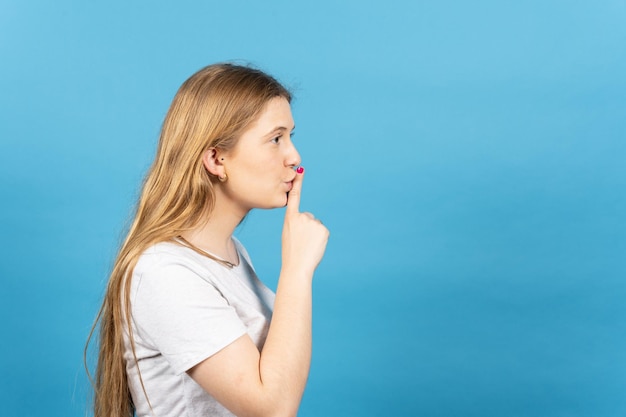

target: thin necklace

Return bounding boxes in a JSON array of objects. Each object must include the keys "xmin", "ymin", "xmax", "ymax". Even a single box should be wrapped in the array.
[{"xmin": 175, "ymin": 236, "xmax": 237, "ymax": 269}]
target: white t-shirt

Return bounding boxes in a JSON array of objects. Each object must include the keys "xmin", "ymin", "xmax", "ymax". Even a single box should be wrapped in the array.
[{"xmin": 122, "ymin": 238, "xmax": 275, "ymax": 417}]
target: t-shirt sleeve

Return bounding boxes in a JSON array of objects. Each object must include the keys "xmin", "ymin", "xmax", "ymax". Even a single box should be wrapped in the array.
[{"xmin": 131, "ymin": 262, "xmax": 247, "ymax": 375}]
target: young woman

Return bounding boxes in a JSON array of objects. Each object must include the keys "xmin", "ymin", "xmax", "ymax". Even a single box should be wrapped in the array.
[{"xmin": 88, "ymin": 63, "xmax": 329, "ymax": 417}]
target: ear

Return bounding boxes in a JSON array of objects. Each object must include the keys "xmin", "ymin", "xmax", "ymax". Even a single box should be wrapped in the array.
[{"xmin": 202, "ymin": 148, "xmax": 226, "ymax": 178}]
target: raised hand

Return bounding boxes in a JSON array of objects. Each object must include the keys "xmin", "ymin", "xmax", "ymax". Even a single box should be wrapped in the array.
[{"xmin": 281, "ymin": 167, "xmax": 329, "ymax": 277}]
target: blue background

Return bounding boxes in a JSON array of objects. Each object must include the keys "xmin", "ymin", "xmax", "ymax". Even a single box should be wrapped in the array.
[{"xmin": 1, "ymin": 1, "xmax": 625, "ymax": 416}]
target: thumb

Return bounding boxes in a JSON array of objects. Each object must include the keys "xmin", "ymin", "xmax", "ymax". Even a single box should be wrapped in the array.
[{"xmin": 286, "ymin": 166, "xmax": 304, "ymax": 215}]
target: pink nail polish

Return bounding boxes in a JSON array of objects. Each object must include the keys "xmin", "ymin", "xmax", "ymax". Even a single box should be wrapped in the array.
[{"xmin": 296, "ymin": 166, "xmax": 304, "ymax": 174}]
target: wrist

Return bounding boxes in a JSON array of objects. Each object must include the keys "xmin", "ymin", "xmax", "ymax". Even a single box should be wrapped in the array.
[{"xmin": 278, "ymin": 265, "xmax": 314, "ymax": 286}]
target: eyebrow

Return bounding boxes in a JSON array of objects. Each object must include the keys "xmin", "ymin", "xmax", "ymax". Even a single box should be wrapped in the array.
[{"xmin": 264, "ymin": 125, "xmax": 296, "ymax": 137}]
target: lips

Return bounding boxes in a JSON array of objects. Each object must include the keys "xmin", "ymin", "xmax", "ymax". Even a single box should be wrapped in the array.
[{"xmin": 283, "ymin": 172, "xmax": 296, "ymax": 191}]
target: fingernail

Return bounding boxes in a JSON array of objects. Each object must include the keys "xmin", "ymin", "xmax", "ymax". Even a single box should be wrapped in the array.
[{"xmin": 296, "ymin": 166, "xmax": 304, "ymax": 174}]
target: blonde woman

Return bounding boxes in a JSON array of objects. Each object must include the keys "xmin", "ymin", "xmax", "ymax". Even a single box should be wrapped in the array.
[{"xmin": 87, "ymin": 63, "xmax": 329, "ymax": 417}]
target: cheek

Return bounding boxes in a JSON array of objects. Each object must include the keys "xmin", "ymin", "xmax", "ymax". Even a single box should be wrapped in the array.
[{"xmin": 228, "ymin": 151, "xmax": 283, "ymax": 194}]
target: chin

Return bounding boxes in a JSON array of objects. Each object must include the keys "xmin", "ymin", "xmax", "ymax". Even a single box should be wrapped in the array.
[
  {"xmin": 256, "ymin": 195, "xmax": 288, "ymax": 209},
  {"xmin": 255, "ymin": 189, "xmax": 289, "ymax": 209},
  {"xmin": 274, "ymin": 194, "xmax": 289, "ymax": 208},
  {"xmin": 274, "ymin": 197, "xmax": 288, "ymax": 208}
]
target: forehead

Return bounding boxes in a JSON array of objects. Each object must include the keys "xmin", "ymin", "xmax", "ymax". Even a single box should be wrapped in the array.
[{"xmin": 245, "ymin": 96, "xmax": 294, "ymax": 134}]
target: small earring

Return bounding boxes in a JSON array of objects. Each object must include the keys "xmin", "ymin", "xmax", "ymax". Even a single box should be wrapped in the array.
[{"xmin": 218, "ymin": 173, "xmax": 228, "ymax": 182}]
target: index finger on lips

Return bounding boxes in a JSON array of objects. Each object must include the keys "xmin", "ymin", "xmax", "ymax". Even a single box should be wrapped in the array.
[{"xmin": 286, "ymin": 166, "xmax": 304, "ymax": 215}]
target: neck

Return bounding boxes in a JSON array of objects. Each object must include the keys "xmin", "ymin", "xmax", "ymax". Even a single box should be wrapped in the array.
[{"xmin": 180, "ymin": 187, "xmax": 248, "ymax": 262}]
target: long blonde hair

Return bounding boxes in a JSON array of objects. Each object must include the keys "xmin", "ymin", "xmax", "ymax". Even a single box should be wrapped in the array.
[{"xmin": 85, "ymin": 63, "xmax": 291, "ymax": 417}]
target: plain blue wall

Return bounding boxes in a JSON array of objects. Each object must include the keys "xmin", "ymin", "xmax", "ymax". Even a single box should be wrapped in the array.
[{"xmin": 1, "ymin": 1, "xmax": 625, "ymax": 416}]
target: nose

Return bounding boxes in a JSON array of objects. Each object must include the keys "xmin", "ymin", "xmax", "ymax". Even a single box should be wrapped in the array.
[{"xmin": 285, "ymin": 141, "xmax": 301, "ymax": 168}]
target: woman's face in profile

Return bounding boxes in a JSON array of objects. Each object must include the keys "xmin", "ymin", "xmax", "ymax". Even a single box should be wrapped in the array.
[{"xmin": 221, "ymin": 97, "xmax": 301, "ymax": 211}]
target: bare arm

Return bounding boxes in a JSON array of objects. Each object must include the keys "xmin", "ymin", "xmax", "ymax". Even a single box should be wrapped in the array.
[{"xmin": 188, "ymin": 168, "xmax": 328, "ymax": 417}]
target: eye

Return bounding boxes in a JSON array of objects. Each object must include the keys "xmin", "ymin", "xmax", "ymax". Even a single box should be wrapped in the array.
[{"xmin": 270, "ymin": 136, "xmax": 281, "ymax": 144}]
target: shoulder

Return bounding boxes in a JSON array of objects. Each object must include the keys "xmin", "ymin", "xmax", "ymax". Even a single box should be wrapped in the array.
[
  {"xmin": 135, "ymin": 241, "xmax": 192, "ymax": 271},
  {"xmin": 134, "ymin": 241, "xmax": 216, "ymax": 278},
  {"xmin": 130, "ymin": 242, "xmax": 231, "ymax": 310},
  {"xmin": 129, "ymin": 242, "xmax": 227, "ymax": 304}
]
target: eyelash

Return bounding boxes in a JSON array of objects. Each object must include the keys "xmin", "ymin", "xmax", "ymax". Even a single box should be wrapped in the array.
[{"xmin": 271, "ymin": 132, "xmax": 295, "ymax": 144}]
